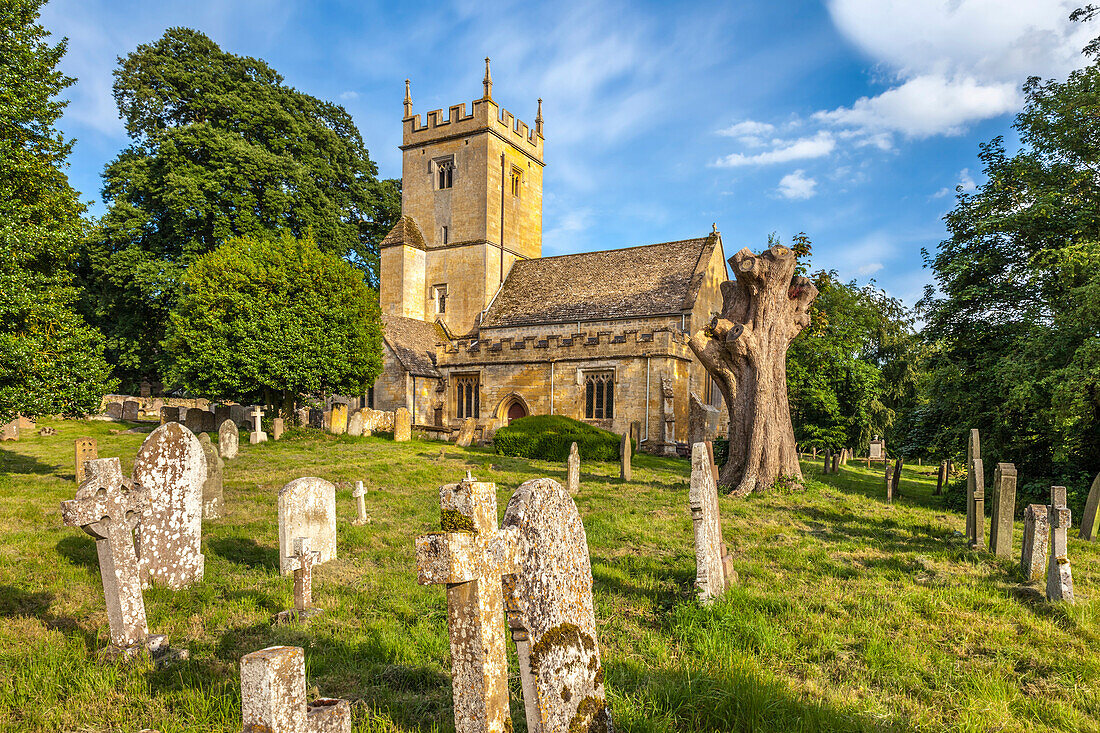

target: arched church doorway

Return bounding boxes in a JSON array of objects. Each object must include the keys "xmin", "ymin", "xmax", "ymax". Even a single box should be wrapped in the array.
[{"xmin": 507, "ymin": 401, "xmax": 527, "ymax": 424}]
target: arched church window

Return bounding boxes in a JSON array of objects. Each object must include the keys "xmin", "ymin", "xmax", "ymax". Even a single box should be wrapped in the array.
[{"xmin": 584, "ymin": 371, "xmax": 614, "ymax": 420}]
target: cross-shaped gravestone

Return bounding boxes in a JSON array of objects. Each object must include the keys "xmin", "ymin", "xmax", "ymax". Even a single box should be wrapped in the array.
[
  {"xmin": 60, "ymin": 457, "xmax": 151, "ymax": 652},
  {"xmin": 250, "ymin": 407, "xmax": 268, "ymax": 444},
  {"xmin": 415, "ymin": 473, "xmax": 520, "ymax": 733},
  {"xmin": 351, "ymin": 481, "xmax": 369, "ymax": 526},
  {"xmin": 1046, "ymin": 486, "xmax": 1075, "ymax": 603},
  {"xmin": 240, "ymin": 645, "xmax": 351, "ymax": 733},
  {"xmin": 275, "ymin": 538, "xmax": 323, "ymax": 623}
]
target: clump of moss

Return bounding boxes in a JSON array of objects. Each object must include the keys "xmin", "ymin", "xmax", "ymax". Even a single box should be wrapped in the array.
[
  {"xmin": 440, "ymin": 508, "xmax": 475, "ymax": 533},
  {"xmin": 530, "ymin": 622, "xmax": 589, "ymax": 671},
  {"xmin": 568, "ymin": 696, "xmax": 612, "ymax": 733}
]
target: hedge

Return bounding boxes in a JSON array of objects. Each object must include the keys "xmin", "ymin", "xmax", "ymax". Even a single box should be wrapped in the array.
[{"xmin": 493, "ymin": 414, "xmax": 629, "ymax": 463}]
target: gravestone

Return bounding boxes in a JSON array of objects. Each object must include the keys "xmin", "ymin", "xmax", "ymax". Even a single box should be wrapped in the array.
[
  {"xmin": 160, "ymin": 406, "xmax": 180, "ymax": 425},
  {"xmin": 347, "ymin": 410, "xmax": 364, "ymax": 437},
  {"xmin": 308, "ymin": 408, "xmax": 324, "ymax": 429},
  {"xmin": 688, "ymin": 391, "xmax": 719, "ymax": 446},
  {"xmin": 231, "ymin": 404, "xmax": 251, "ymax": 428},
  {"xmin": 501, "ymin": 477, "xmax": 614, "ymax": 733},
  {"xmin": 630, "ymin": 420, "xmax": 642, "ymax": 447},
  {"xmin": 394, "ymin": 407, "xmax": 411, "ymax": 442},
  {"xmin": 1046, "ymin": 486, "xmax": 1075, "ymax": 603},
  {"xmin": 200, "ymin": 409, "xmax": 216, "ymax": 434},
  {"xmin": 122, "ymin": 400, "xmax": 140, "ymax": 420},
  {"xmin": 218, "ymin": 419, "xmax": 239, "ymax": 460},
  {"xmin": 822, "ymin": 448, "xmax": 831, "ymax": 475},
  {"xmin": 1080, "ymin": 471, "xmax": 1100, "ymax": 541},
  {"xmin": 869, "ymin": 436, "xmax": 884, "ymax": 460},
  {"xmin": 140, "ymin": 380, "xmax": 152, "ymax": 398},
  {"xmin": 239, "ymin": 646, "xmax": 351, "ymax": 733},
  {"xmin": 966, "ymin": 429, "xmax": 980, "ymax": 548},
  {"xmin": 329, "ymin": 404, "xmax": 348, "ymax": 435},
  {"xmin": 969, "ymin": 458, "xmax": 985, "ymax": 550},
  {"xmin": 322, "ymin": 410, "xmax": 331, "ymax": 431},
  {"xmin": 832, "ymin": 452, "xmax": 841, "ymax": 474},
  {"xmin": 214, "ymin": 404, "xmax": 231, "ymax": 429},
  {"xmin": 198, "ymin": 433, "xmax": 223, "ymax": 520},
  {"xmin": 620, "ymin": 432, "xmax": 632, "ymax": 481},
  {"xmin": 278, "ymin": 477, "xmax": 336, "ymax": 576},
  {"xmin": 690, "ymin": 442, "xmax": 735, "ymax": 603},
  {"xmin": 565, "ymin": 441, "xmax": 580, "ymax": 496},
  {"xmin": 892, "ymin": 458, "xmax": 902, "ymax": 497},
  {"xmin": 416, "ymin": 474, "xmax": 519, "ymax": 733},
  {"xmin": 455, "ymin": 417, "xmax": 477, "ymax": 447},
  {"xmin": 935, "ymin": 460, "xmax": 947, "ymax": 496},
  {"xmin": 132, "ymin": 423, "xmax": 206, "ymax": 589},
  {"xmin": 106, "ymin": 402, "xmax": 123, "ymax": 419},
  {"xmin": 250, "ymin": 406, "xmax": 268, "ymax": 444},
  {"xmin": 184, "ymin": 408, "xmax": 204, "ymax": 435},
  {"xmin": 1021, "ymin": 504, "xmax": 1050, "ymax": 582},
  {"xmin": 74, "ymin": 437, "xmax": 97, "ymax": 484},
  {"xmin": 60, "ymin": 457, "xmax": 152, "ymax": 653},
  {"xmin": 275, "ymin": 537, "xmax": 323, "ymax": 623},
  {"xmin": 351, "ymin": 481, "xmax": 369, "ymax": 526},
  {"xmin": 659, "ymin": 374, "xmax": 677, "ymax": 456},
  {"xmin": 1, "ymin": 420, "xmax": 16, "ymax": 441},
  {"xmin": 273, "ymin": 417, "xmax": 285, "ymax": 441},
  {"xmin": 885, "ymin": 464, "xmax": 894, "ymax": 503},
  {"xmin": 988, "ymin": 462, "xmax": 1017, "ymax": 558}
]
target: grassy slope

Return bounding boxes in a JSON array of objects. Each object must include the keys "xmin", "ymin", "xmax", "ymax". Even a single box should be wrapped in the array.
[{"xmin": 0, "ymin": 420, "xmax": 1097, "ymax": 732}]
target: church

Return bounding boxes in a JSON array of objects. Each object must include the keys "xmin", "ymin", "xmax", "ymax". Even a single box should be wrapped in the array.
[{"xmin": 373, "ymin": 61, "xmax": 729, "ymax": 450}]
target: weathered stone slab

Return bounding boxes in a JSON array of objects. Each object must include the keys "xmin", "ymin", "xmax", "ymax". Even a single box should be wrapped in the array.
[
  {"xmin": 1046, "ymin": 486, "xmax": 1074, "ymax": 603},
  {"xmin": 394, "ymin": 407, "xmax": 411, "ymax": 442},
  {"xmin": 1021, "ymin": 504, "xmax": 1050, "ymax": 582},
  {"xmin": 891, "ymin": 458, "xmax": 902, "ymax": 496},
  {"xmin": 1080, "ymin": 471, "xmax": 1100, "ymax": 541},
  {"xmin": 214, "ymin": 405, "xmax": 231, "ymax": 429},
  {"xmin": 329, "ymin": 404, "xmax": 348, "ymax": 435},
  {"xmin": 218, "ymin": 419, "xmax": 239, "ymax": 460},
  {"xmin": 885, "ymin": 464, "xmax": 894, "ymax": 503},
  {"xmin": 308, "ymin": 408, "xmax": 324, "ymax": 429},
  {"xmin": 160, "ymin": 406, "xmax": 180, "ymax": 425},
  {"xmin": 455, "ymin": 416, "xmax": 477, "ymax": 447},
  {"xmin": 200, "ymin": 409, "xmax": 216, "ymax": 434},
  {"xmin": 690, "ymin": 442, "xmax": 735, "ymax": 603},
  {"xmin": 122, "ymin": 400, "xmax": 140, "ymax": 420},
  {"xmin": 1, "ymin": 420, "xmax": 17, "ymax": 441},
  {"xmin": 822, "ymin": 448, "xmax": 832, "ymax": 475},
  {"xmin": 502, "ymin": 477, "xmax": 614, "ymax": 733},
  {"xmin": 351, "ymin": 481, "xmax": 369, "ymax": 526},
  {"xmin": 278, "ymin": 477, "xmax": 336, "ymax": 576},
  {"xmin": 106, "ymin": 402, "xmax": 123, "ymax": 419},
  {"xmin": 75, "ymin": 437, "xmax": 97, "ymax": 484},
  {"xmin": 250, "ymin": 406, "xmax": 268, "ymax": 444},
  {"xmin": 347, "ymin": 410, "xmax": 364, "ymax": 437},
  {"xmin": 688, "ymin": 391, "xmax": 719, "ymax": 446},
  {"xmin": 273, "ymin": 417, "xmax": 285, "ymax": 441},
  {"xmin": 132, "ymin": 423, "xmax": 206, "ymax": 589},
  {"xmin": 231, "ymin": 404, "xmax": 251, "ymax": 428},
  {"xmin": 969, "ymin": 457, "xmax": 985, "ymax": 550},
  {"xmin": 935, "ymin": 460, "xmax": 947, "ymax": 496},
  {"xmin": 240, "ymin": 645, "xmax": 351, "ymax": 733},
  {"xmin": 988, "ymin": 462, "xmax": 1017, "ymax": 558},
  {"xmin": 184, "ymin": 408, "xmax": 205, "ymax": 435},
  {"xmin": 565, "ymin": 442, "xmax": 580, "ymax": 496},
  {"xmin": 198, "ymin": 433, "xmax": 223, "ymax": 520},
  {"xmin": 869, "ymin": 437, "xmax": 884, "ymax": 460},
  {"xmin": 620, "ymin": 432, "xmax": 632, "ymax": 480},
  {"xmin": 966, "ymin": 428, "xmax": 980, "ymax": 547}
]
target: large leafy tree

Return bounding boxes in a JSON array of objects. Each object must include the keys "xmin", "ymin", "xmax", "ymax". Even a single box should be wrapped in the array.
[
  {"xmin": 0, "ymin": 0, "xmax": 114, "ymax": 422},
  {"xmin": 80, "ymin": 27, "xmax": 399, "ymax": 390},
  {"xmin": 163, "ymin": 232, "xmax": 383, "ymax": 415}
]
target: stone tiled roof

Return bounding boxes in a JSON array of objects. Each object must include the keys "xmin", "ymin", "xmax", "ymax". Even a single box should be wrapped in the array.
[
  {"xmin": 380, "ymin": 216, "xmax": 427, "ymax": 250},
  {"xmin": 480, "ymin": 234, "xmax": 718, "ymax": 328},
  {"xmin": 382, "ymin": 314, "xmax": 445, "ymax": 377}
]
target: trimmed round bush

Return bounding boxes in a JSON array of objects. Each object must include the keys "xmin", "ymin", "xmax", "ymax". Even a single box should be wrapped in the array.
[{"xmin": 493, "ymin": 415, "xmax": 629, "ymax": 462}]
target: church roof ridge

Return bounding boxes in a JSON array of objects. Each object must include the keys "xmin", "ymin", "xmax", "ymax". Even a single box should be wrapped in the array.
[{"xmin": 527, "ymin": 234, "xmax": 712, "ymax": 263}]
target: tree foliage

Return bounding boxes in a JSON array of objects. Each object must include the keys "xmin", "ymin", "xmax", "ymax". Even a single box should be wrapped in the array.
[
  {"xmin": 79, "ymin": 27, "xmax": 399, "ymax": 390},
  {"xmin": 163, "ymin": 232, "xmax": 383, "ymax": 411},
  {"xmin": 0, "ymin": 0, "xmax": 114, "ymax": 422}
]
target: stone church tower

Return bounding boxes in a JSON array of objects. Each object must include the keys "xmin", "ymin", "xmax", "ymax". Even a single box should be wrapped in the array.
[{"xmin": 380, "ymin": 59, "xmax": 545, "ymax": 337}]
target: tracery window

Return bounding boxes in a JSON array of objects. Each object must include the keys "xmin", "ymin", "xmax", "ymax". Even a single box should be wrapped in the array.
[
  {"xmin": 584, "ymin": 371, "xmax": 614, "ymax": 420},
  {"xmin": 455, "ymin": 374, "xmax": 479, "ymax": 419},
  {"xmin": 435, "ymin": 157, "xmax": 454, "ymax": 189}
]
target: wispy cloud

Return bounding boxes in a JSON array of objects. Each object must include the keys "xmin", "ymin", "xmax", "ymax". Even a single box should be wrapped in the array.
[{"xmin": 713, "ymin": 132, "xmax": 836, "ymax": 167}]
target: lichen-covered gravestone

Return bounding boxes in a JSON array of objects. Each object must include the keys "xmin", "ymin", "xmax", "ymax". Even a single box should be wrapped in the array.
[
  {"xmin": 968, "ymin": 456, "xmax": 986, "ymax": 550},
  {"xmin": 132, "ymin": 423, "xmax": 206, "ymax": 589},
  {"xmin": 869, "ymin": 436, "xmax": 884, "ymax": 460},
  {"xmin": 689, "ymin": 442, "xmax": 735, "ymax": 603},
  {"xmin": 1046, "ymin": 486, "xmax": 1074, "ymax": 603},
  {"xmin": 966, "ymin": 429, "xmax": 981, "ymax": 547},
  {"xmin": 988, "ymin": 463, "xmax": 1017, "ymax": 558},
  {"xmin": 122, "ymin": 400, "xmax": 140, "ymax": 420},
  {"xmin": 394, "ymin": 407, "xmax": 411, "ymax": 442},
  {"xmin": 106, "ymin": 402, "xmax": 123, "ymax": 419},
  {"xmin": 1080, "ymin": 471, "xmax": 1100, "ymax": 541},
  {"xmin": 218, "ymin": 419, "xmax": 238, "ymax": 460},
  {"xmin": 620, "ymin": 432, "xmax": 632, "ymax": 481},
  {"xmin": 329, "ymin": 404, "xmax": 348, "ymax": 435},
  {"xmin": 197, "ymin": 433, "xmax": 223, "ymax": 520},
  {"xmin": 565, "ymin": 441, "xmax": 580, "ymax": 496},
  {"xmin": 184, "ymin": 408, "xmax": 204, "ymax": 434},
  {"xmin": 240, "ymin": 645, "xmax": 351, "ymax": 733},
  {"xmin": 455, "ymin": 416, "xmax": 477, "ymax": 447},
  {"xmin": 1021, "ymin": 504, "xmax": 1050, "ymax": 582},
  {"xmin": 273, "ymin": 417, "xmax": 285, "ymax": 441},
  {"xmin": 160, "ymin": 406, "xmax": 180, "ymax": 425},
  {"xmin": 278, "ymin": 478, "xmax": 337, "ymax": 576},
  {"xmin": 74, "ymin": 437, "xmax": 97, "ymax": 484},
  {"xmin": 347, "ymin": 410, "xmax": 364, "ymax": 437}
]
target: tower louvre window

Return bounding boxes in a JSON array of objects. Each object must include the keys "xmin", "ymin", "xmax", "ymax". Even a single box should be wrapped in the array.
[
  {"xmin": 435, "ymin": 157, "xmax": 454, "ymax": 189},
  {"xmin": 584, "ymin": 371, "xmax": 614, "ymax": 420},
  {"xmin": 441, "ymin": 225, "xmax": 448, "ymax": 245},
  {"xmin": 510, "ymin": 167, "xmax": 522, "ymax": 197},
  {"xmin": 433, "ymin": 284, "xmax": 448, "ymax": 314}
]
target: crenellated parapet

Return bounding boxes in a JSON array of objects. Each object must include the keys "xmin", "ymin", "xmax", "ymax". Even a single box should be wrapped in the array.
[{"xmin": 437, "ymin": 328, "xmax": 693, "ymax": 367}]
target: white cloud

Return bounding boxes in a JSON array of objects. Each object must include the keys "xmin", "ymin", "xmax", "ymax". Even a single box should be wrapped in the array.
[
  {"xmin": 713, "ymin": 132, "xmax": 835, "ymax": 167},
  {"xmin": 857, "ymin": 262, "xmax": 884, "ymax": 276},
  {"xmin": 717, "ymin": 120, "xmax": 775, "ymax": 138},
  {"xmin": 958, "ymin": 168, "xmax": 978, "ymax": 192},
  {"xmin": 777, "ymin": 169, "xmax": 817, "ymax": 200},
  {"xmin": 339, "ymin": 91, "xmax": 360, "ymax": 101}
]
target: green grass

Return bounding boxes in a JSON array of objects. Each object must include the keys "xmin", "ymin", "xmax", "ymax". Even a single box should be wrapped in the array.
[{"xmin": 0, "ymin": 420, "xmax": 1098, "ymax": 732}]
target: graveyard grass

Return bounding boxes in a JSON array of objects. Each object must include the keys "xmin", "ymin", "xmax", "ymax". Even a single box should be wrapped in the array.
[{"xmin": 2, "ymin": 422, "xmax": 1099, "ymax": 732}]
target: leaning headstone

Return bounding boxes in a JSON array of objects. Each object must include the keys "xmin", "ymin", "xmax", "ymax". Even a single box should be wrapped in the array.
[
  {"xmin": 1080, "ymin": 471, "xmax": 1100, "ymax": 541},
  {"xmin": 394, "ymin": 407, "xmax": 411, "ymax": 442},
  {"xmin": 185, "ymin": 408, "xmax": 204, "ymax": 435},
  {"xmin": 60, "ymin": 457, "xmax": 152, "ymax": 654},
  {"xmin": 250, "ymin": 406, "xmax": 268, "ymax": 444},
  {"xmin": 160, "ymin": 406, "xmax": 180, "ymax": 425},
  {"xmin": 689, "ymin": 442, "xmax": 735, "ymax": 603},
  {"xmin": 620, "ymin": 432, "xmax": 632, "ymax": 481},
  {"xmin": 329, "ymin": 404, "xmax": 348, "ymax": 435},
  {"xmin": 198, "ymin": 433, "xmax": 223, "ymax": 520},
  {"xmin": 1021, "ymin": 504, "xmax": 1050, "ymax": 582},
  {"xmin": 274, "ymin": 537, "xmax": 323, "ymax": 624},
  {"xmin": 885, "ymin": 464, "xmax": 894, "ymax": 503},
  {"xmin": 565, "ymin": 441, "xmax": 580, "ymax": 496},
  {"xmin": 106, "ymin": 402, "xmax": 123, "ymax": 419},
  {"xmin": 347, "ymin": 410, "xmax": 364, "ymax": 437},
  {"xmin": 455, "ymin": 416, "xmax": 477, "ymax": 447},
  {"xmin": 278, "ymin": 477, "xmax": 336, "ymax": 576},
  {"xmin": 132, "ymin": 423, "xmax": 206, "ymax": 589},
  {"xmin": 218, "ymin": 419, "xmax": 239, "ymax": 460},
  {"xmin": 988, "ymin": 462, "xmax": 1017, "ymax": 558},
  {"xmin": 239, "ymin": 646, "xmax": 351, "ymax": 733},
  {"xmin": 273, "ymin": 417, "xmax": 284, "ymax": 441},
  {"xmin": 969, "ymin": 458, "xmax": 985, "ymax": 550},
  {"xmin": 122, "ymin": 400, "xmax": 140, "ymax": 420},
  {"xmin": 966, "ymin": 428, "xmax": 980, "ymax": 548},
  {"xmin": 74, "ymin": 437, "xmax": 98, "ymax": 484},
  {"xmin": 891, "ymin": 458, "xmax": 903, "ymax": 497},
  {"xmin": 1046, "ymin": 486, "xmax": 1075, "ymax": 603},
  {"xmin": 351, "ymin": 481, "xmax": 369, "ymax": 526},
  {"xmin": 501, "ymin": 477, "xmax": 614, "ymax": 733}
]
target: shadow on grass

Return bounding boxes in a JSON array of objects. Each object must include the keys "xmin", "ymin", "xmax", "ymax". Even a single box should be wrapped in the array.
[
  {"xmin": 56, "ymin": 534, "xmax": 98, "ymax": 570},
  {"xmin": 208, "ymin": 536, "xmax": 279, "ymax": 571},
  {"xmin": 797, "ymin": 505, "xmax": 954, "ymax": 556},
  {"xmin": 0, "ymin": 584, "xmax": 102, "ymax": 653},
  {"xmin": 0, "ymin": 446, "xmax": 60, "ymax": 476}
]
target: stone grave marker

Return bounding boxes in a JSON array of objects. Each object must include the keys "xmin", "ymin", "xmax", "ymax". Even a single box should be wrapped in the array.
[
  {"xmin": 969, "ymin": 457, "xmax": 985, "ymax": 550},
  {"xmin": 988, "ymin": 462, "xmax": 1017, "ymax": 558},
  {"xmin": 198, "ymin": 433, "xmax": 223, "ymax": 520},
  {"xmin": 184, "ymin": 408, "xmax": 204, "ymax": 434},
  {"xmin": 620, "ymin": 432, "xmax": 633, "ymax": 481},
  {"xmin": 240, "ymin": 645, "xmax": 351, "ymax": 733},
  {"xmin": 132, "ymin": 423, "xmax": 206, "ymax": 589},
  {"xmin": 106, "ymin": 402, "xmax": 123, "ymax": 419},
  {"xmin": 329, "ymin": 404, "xmax": 348, "ymax": 435},
  {"xmin": 455, "ymin": 416, "xmax": 477, "ymax": 447},
  {"xmin": 1021, "ymin": 504, "xmax": 1050, "ymax": 582},
  {"xmin": 935, "ymin": 460, "xmax": 947, "ymax": 496},
  {"xmin": 274, "ymin": 537, "xmax": 323, "ymax": 623},
  {"xmin": 394, "ymin": 406, "xmax": 411, "ymax": 442},
  {"xmin": 565, "ymin": 441, "xmax": 580, "ymax": 496},
  {"xmin": 218, "ymin": 419, "xmax": 239, "ymax": 460},
  {"xmin": 214, "ymin": 404, "xmax": 231, "ymax": 429},
  {"xmin": 501, "ymin": 477, "xmax": 615, "ymax": 733},
  {"xmin": 832, "ymin": 452, "xmax": 841, "ymax": 474},
  {"xmin": 273, "ymin": 417, "xmax": 284, "ymax": 441},
  {"xmin": 630, "ymin": 419, "xmax": 642, "ymax": 447},
  {"xmin": 966, "ymin": 428, "xmax": 980, "ymax": 548},
  {"xmin": 1080, "ymin": 471, "xmax": 1100, "ymax": 541},
  {"xmin": 347, "ymin": 410, "xmax": 364, "ymax": 437},
  {"xmin": 1, "ymin": 420, "xmax": 17, "ymax": 441},
  {"xmin": 689, "ymin": 442, "xmax": 735, "ymax": 603},
  {"xmin": 278, "ymin": 477, "xmax": 336, "ymax": 576},
  {"xmin": 250, "ymin": 406, "xmax": 268, "ymax": 444},
  {"xmin": 1047, "ymin": 486, "xmax": 1074, "ymax": 603},
  {"xmin": 200, "ymin": 409, "xmax": 216, "ymax": 434},
  {"xmin": 74, "ymin": 437, "xmax": 97, "ymax": 484},
  {"xmin": 231, "ymin": 404, "xmax": 251, "ymax": 428},
  {"xmin": 885, "ymin": 464, "xmax": 894, "ymax": 503},
  {"xmin": 140, "ymin": 380, "xmax": 152, "ymax": 398},
  {"xmin": 892, "ymin": 458, "xmax": 903, "ymax": 497},
  {"xmin": 822, "ymin": 448, "xmax": 832, "ymax": 475},
  {"xmin": 688, "ymin": 391, "xmax": 719, "ymax": 445},
  {"xmin": 351, "ymin": 481, "xmax": 369, "ymax": 525},
  {"xmin": 869, "ymin": 436, "xmax": 884, "ymax": 460},
  {"xmin": 308, "ymin": 407, "xmax": 323, "ymax": 429},
  {"xmin": 160, "ymin": 406, "xmax": 180, "ymax": 425},
  {"xmin": 122, "ymin": 400, "xmax": 140, "ymax": 420}
]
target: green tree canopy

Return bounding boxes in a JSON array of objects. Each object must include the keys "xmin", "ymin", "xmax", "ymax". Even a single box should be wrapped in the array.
[
  {"xmin": 0, "ymin": 0, "xmax": 114, "ymax": 422},
  {"xmin": 163, "ymin": 232, "xmax": 383, "ymax": 411},
  {"xmin": 80, "ymin": 27, "xmax": 399, "ymax": 390}
]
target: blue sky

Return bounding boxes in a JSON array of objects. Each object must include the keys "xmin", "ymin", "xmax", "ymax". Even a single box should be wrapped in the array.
[{"xmin": 41, "ymin": 0, "xmax": 1096, "ymax": 307}]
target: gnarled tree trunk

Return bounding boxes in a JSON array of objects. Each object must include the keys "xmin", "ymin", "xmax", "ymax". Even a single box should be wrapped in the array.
[{"xmin": 689, "ymin": 244, "xmax": 817, "ymax": 496}]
